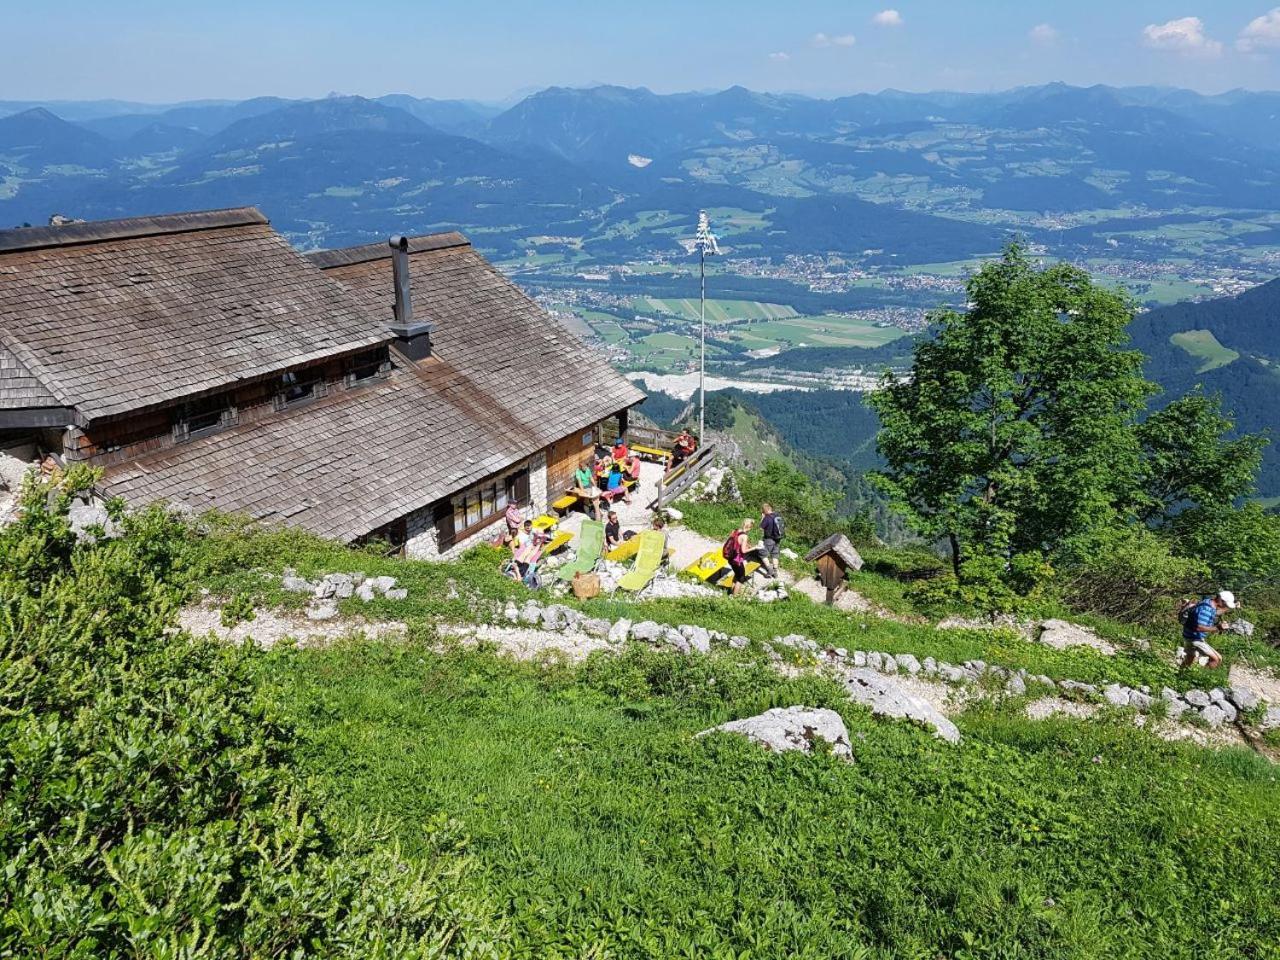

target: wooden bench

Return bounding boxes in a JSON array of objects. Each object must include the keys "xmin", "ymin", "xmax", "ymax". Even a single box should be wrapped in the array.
[
  {"xmin": 550, "ymin": 493, "xmax": 582, "ymax": 514},
  {"xmin": 684, "ymin": 549, "xmax": 761, "ymax": 589}
]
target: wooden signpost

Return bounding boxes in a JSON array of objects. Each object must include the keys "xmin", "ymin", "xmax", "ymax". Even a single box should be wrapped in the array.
[{"xmin": 804, "ymin": 533, "xmax": 864, "ymax": 605}]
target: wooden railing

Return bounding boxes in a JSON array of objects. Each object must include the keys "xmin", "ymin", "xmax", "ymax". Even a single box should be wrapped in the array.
[{"xmin": 651, "ymin": 442, "xmax": 718, "ymax": 510}]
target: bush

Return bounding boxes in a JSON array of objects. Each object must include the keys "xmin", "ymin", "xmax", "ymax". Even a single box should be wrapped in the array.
[
  {"xmin": 1059, "ymin": 525, "xmax": 1209, "ymax": 622},
  {"xmin": 0, "ymin": 474, "xmax": 502, "ymax": 957}
]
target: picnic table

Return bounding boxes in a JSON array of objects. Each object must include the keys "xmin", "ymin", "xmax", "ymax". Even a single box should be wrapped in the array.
[
  {"xmin": 684, "ymin": 549, "xmax": 762, "ymax": 589},
  {"xmin": 630, "ymin": 443, "xmax": 670, "ymax": 463}
]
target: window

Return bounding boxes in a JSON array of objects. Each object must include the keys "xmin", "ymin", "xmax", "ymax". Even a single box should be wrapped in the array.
[
  {"xmin": 345, "ymin": 348, "xmax": 390, "ymax": 387},
  {"xmin": 173, "ymin": 393, "xmax": 237, "ymax": 443},
  {"xmin": 445, "ymin": 468, "xmax": 527, "ymax": 540},
  {"xmin": 275, "ymin": 369, "xmax": 325, "ymax": 410}
]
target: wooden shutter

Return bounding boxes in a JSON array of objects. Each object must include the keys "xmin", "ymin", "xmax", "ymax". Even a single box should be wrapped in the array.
[
  {"xmin": 511, "ymin": 468, "xmax": 530, "ymax": 508},
  {"xmin": 434, "ymin": 499, "xmax": 456, "ymax": 551}
]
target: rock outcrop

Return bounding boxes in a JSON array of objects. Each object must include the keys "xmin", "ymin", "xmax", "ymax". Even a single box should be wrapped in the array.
[{"xmin": 700, "ymin": 706, "xmax": 853, "ymax": 760}]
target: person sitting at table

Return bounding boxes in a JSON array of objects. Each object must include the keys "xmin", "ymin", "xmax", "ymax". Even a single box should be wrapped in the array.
[
  {"xmin": 612, "ymin": 435, "xmax": 628, "ymax": 461},
  {"xmin": 671, "ymin": 429, "xmax": 697, "ymax": 467},
  {"xmin": 622, "ymin": 454, "xmax": 641, "ymax": 504},
  {"xmin": 601, "ymin": 463, "xmax": 626, "ymax": 505},
  {"xmin": 595, "ymin": 454, "xmax": 614, "ymax": 490}
]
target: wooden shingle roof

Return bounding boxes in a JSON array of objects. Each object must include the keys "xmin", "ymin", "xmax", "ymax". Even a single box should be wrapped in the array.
[
  {"xmin": 0, "ymin": 208, "xmax": 386, "ymax": 422},
  {"xmin": 0, "ymin": 345, "xmax": 59, "ymax": 409},
  {"xmin": 102, "ymin": 355, "xmax": 543, "ymax": 542},
  {"xmin": 309, "ymin": 233, "xmax": 645, "ymax": 455}
]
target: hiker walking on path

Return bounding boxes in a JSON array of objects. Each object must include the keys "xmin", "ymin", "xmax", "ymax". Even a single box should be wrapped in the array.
[
  {"xmin": 723, "ymin": 518, "xmax": 754, "ymax": 596},
  {"xmin": 1179, "ymin": 590, "xmax": 1237, "ymax": 670},
  {"xmin": 759, "ymin": 503, "xmax": 783, "ymax": 579}
]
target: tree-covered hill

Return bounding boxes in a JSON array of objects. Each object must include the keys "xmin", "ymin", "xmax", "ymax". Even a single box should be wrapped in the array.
[{"xmin": 1130, "ymin": 279, "xmax": 1280, "ymax": 497}]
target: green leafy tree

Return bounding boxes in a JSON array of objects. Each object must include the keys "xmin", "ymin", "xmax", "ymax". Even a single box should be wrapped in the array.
[
  {"xmin": 870, "ymin": 246, "xmax": 1152, "ymax": 586},
  {"xmin": 1136, "ymin": 390, "xmax": 1267, "ymax": 525}
]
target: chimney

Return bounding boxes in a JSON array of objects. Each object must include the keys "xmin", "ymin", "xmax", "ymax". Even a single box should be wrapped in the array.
[{"xmin": 387, "ymin": 235, "xmax": 433, "ymax": 360}]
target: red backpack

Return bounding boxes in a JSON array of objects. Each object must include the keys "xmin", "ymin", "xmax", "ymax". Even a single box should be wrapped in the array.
[{"xmin": 722, "ymin": 530, "xmax": 743, "ymax": 561}]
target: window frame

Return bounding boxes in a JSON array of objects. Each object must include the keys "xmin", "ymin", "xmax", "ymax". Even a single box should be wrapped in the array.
[
  {"xmin": 173, "ymin": 393, "xmax": 238, "ymax": 443},
  {"xmin": 344, "ymin": 348, "xmax": 392, "ymax": 388},
  {"xmin": 274, "ymin": 368, "xmax": 327, "ymax": 412}
]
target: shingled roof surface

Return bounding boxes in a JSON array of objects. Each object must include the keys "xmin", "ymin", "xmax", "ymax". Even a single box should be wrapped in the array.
[
  {"xmin": 103, "ymin": 355, "xmax": 542, "ymax": 542},
  {"xmin": 0, "ymin": 345, "xmax": 59, "ymax": 409},
  {"xmin": 309, "ymin": 234, "xmax": 645, "ymax": 454},
  {"xmin": 0, "ymin": 208, "xmax": 385, "ymax": 422}
]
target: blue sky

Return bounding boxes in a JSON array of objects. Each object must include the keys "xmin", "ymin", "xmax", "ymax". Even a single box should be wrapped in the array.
[{"xmin": 5, "ymin": 1, "xmax": 1280, "ymax": 103}]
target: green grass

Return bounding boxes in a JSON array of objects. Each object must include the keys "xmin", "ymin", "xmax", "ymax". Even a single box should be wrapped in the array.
[
  {"xmin": 264, "ymin": 642, "xmax": 1280, "ymax": 959},
  {"xmin": 1170, "ymin": 329, "xmax": 1240, "ymax": 372}
]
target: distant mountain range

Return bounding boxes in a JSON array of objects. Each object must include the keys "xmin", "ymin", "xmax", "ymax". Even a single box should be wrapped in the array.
[
  {"xmin": 6, "ymin": 82, "xmax": 1280, "ymax": 263},
  {"xmin": 2, "ymin": 83, "xmax": 1278, "ymax": 496}
]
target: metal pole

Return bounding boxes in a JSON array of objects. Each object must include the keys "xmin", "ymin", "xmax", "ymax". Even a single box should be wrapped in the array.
[{"xmin": 698, "ymin": 245, "xmax": 706, "ymax": 444}]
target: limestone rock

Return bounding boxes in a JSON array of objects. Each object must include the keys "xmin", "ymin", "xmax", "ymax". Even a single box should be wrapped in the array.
[
  {"xmin": 679, "ymin": 624, "xmax": 712, "ymax": 655},
  {"xmin": 1005, "ymin": 675, "xmax": 1027, "ymax": 697},
  {"xmin": 1183, "ymin": 688, "xmax": 1211, "ymax": 708},
  {"xmin": 355, "ymin": 582, "xmax": 376, "ymax": 603},
  {"xmin": 307, "ymin": 599, "xmax": 338, "ymax": 621},
  {"xmin": 1228, "ymin": 686, "xmax": 1260, "ymax": 712},
  {"xmin": 384, "ymin": 588, "xmax": 408, "ymax": 601},
  {"xmin": 728, "ymin": 635, "xmax": 750, "ymax": 650},
  {"xmin": 67, "ymin": 499, "xmax": 122, "ymax": 543},
  {"xmin": 281, "ymin": 570, "xmax": 314, "ymax": 594},
  {"xmin": 1103, "ymin": 684, "xmax": 1130, "ymax": 708},
  {"xmin": 1200, "ymin": 704, "xmax": 1228, "ymax": 727},
  {"xmin": 369, "ymin": 575, "xmax": 397, "ymax": 595},
  {"xmin": 1258, "ymin": 706, "xmax": 1280, "ymax": 732},
  {"xmin": 607, "ymin": 618, "xmax": 632, "ymax": 645},
  {"xmin": 503, "ymin": 602, "xmax": 520, "ymax": 623},
  {"xmin": 1037, "ymin": 619, "xmax": 1116, "ymax": 656},
  {"xmin": 700, "ymin": 706, "xmax": 853, "ymax": 760},
  {"xmin": 580, "ymin": 617, "xmax": 612, "ymax": 639},
  {"xmin": 629, "ymin": 620, "xmax": 662, "ymax": 643},
  {"xmin": 844, "ymin": 669, "xmax": 961, "ymax": 743},
  {"xmin": 1227, "ymin": 619, "xmax": 1255, "ymax": 638}
]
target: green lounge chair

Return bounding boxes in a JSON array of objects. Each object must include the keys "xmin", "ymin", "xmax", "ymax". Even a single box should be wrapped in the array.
[
  {"xmin": 618, "ymin": 530, "xmax": 665, "ymax": 592},
  {"xmin": 556, "ymin": 519, "xmax": 604, "ymax": 582}
]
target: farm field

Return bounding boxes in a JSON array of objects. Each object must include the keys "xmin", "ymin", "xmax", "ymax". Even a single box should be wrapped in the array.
[
  {"xmin": 635, "ymin": 296, "xmax": 799, "ymax": 323},
  {"xmin": 726, "ymin": 315, "xmax": 909, "ymax": 350},
  {"xmin": 1170, "ymin": 329, "xmax": 1240, "ymax": 371}
]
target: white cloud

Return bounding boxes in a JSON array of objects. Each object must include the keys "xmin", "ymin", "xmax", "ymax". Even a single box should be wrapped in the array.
[
  {"xmin": 872, "ymin": 9, "xmax": 903, "ymax": 27},
  {"xmin": 1029, "ymin": 23, "xmax": 1059, "ymax": 46},
  {"xmin": 811, "ymin": 32, "xmax": 857, "ymax": 48},
  {"xmin": 768, "ymin": 51, "xmax": 790, "ymax": 62},
  {"xmin": 1141, "ymin": 16, "xmax": 1224, "ymax": 58},
  {"xmin": 1239, "ymin": 7, "xmax": 1280, "ymax": 52}
]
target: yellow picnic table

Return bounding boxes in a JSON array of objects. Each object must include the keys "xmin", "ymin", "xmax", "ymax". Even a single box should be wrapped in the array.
[
  {"xmin": 631, "ymin": 443, "xmax": 670, "ymax": 463},
  {"xmin": 531, "ymin": 513, "xmax": 560, "ymax": 532},
  {"xmin": 684, "ymin": 549, "xmax": 761, "ymax": 588}
]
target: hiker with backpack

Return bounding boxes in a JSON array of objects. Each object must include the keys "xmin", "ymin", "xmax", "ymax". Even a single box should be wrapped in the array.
[
  {"xmin": 759, "ymin": 502, "xmax": 783, "ymax": 579},
  {"xmin": 722, "ymin": 518, "xmax": 754, "ymax": 596},
  {"xmin": 1178, "ymin": 590, "xmax": 1238, "ymax": 670}
]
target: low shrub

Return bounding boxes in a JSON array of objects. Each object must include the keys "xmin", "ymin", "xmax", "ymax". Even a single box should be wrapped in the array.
[{"xmin": 0, "ymin": 474, "xmax": 502, "ymax": 957}]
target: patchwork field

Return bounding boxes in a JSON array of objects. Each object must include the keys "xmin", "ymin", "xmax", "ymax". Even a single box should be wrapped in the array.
[
  {"xmin": 635, "ymin": 297, "xmax": 799, "ymax": 323},
  {"xmin": 726, "ymin": 315, "xmax": 909, "ymax": 350}
]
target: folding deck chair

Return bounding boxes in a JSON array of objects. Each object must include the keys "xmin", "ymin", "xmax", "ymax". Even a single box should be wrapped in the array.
[
  {"xmin": 618, "ymin": 530, "xmax": 665, "ymax": 592},
  {"xmin": 556, "ymin": 519, "xmax": 605, "ymax": 582}
]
